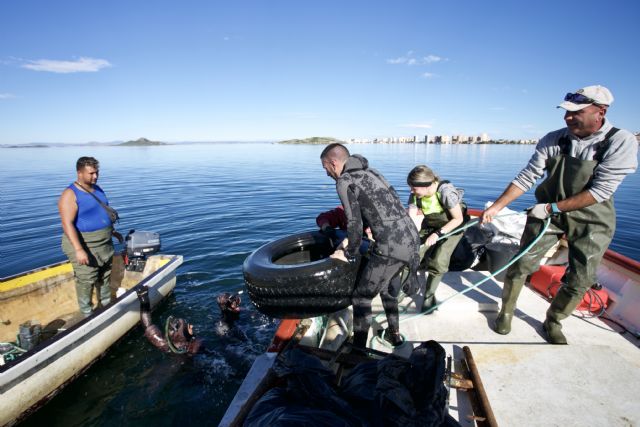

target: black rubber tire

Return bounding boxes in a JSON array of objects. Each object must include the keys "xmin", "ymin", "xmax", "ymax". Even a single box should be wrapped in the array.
[{"xmin": 243, "ymin": 231, "xmax": 361, "ymax": 319}]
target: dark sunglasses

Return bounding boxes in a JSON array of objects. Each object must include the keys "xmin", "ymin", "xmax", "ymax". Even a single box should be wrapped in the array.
[
  {"xmin": 564, "ymin": 92, "xmax": 595, "ymax": 104},
  {"xmin": 408, "ymin": 180, "xmax": 433, "ymax": 187}
]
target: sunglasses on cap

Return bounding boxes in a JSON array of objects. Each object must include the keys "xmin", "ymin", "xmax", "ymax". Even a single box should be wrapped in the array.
[
  {"xmin": 564, "ymin": 93, "xmax": 596, "ymax": 105},
  {"xmin": 408, "ymin": 180, "xmax": 433, "ymax": 187}
]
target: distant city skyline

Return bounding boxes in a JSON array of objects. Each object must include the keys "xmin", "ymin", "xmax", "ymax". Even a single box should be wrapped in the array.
[{"xmin": 1, "ymin": 1, "xmax": 639, "ymax": 145}]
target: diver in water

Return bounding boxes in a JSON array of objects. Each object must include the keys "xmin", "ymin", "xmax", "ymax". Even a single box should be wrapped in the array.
[
  {"xmin": 135, "ymin": 287, "xmax": 245, "ymax": 353},
  {"xmin": 215, "ymin": 292, "xmax": 248, "ymax": 341},
  {"xmin": 136, "ymin": 286, "xmax": 203, "ymax": 354},
  {"xmin": 216, "ymin": 292, "xmax": 241, "ymax": 325}
]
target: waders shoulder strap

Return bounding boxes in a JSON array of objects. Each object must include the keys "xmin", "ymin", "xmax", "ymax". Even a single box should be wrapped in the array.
[{"xmin": 593, "ymin": 127, "xmax": 619, "ymax": 163}]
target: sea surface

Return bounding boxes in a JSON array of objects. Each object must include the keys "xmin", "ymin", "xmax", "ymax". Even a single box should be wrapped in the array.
[{"xmin": 1, "ymin": 142, "xmax": 638, "ymax": 426}]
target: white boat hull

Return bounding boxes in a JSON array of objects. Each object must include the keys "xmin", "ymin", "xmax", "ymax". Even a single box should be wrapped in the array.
[{"xmin": 0, "ymin": 255, "xmax": 182, "ymax": 426}]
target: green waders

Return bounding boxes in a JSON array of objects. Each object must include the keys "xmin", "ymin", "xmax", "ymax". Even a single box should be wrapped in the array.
[
  {"xmin": 495, "ymin": 147, "xmax": 615, "ymax": 344},
  {"xmin": 419, "ymin": 211, "xmax": 464, "ymax": 312},
  {"xmin": 62, "ymin": 226, "xmax": 115, "ymax": 315}
]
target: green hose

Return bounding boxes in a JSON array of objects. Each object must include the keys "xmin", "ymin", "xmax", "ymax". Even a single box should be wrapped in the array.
[{"xmin": 373, "ymin": 212, "xmax": 551, "ymax": 349}]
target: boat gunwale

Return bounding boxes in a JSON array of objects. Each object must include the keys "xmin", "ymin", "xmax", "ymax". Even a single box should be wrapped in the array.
[
  {"xmin": 0, "ymin": 254, "xmax": 182, "ymax": 375},
  {"xmin": 1, "ymin": 259, "xmax": 70, "ymax": 282}
]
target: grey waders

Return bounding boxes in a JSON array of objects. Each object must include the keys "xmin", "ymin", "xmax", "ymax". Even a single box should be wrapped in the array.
[{"xmin": 494, "ymin": 131, "xmax": 617, "ymax": 343}]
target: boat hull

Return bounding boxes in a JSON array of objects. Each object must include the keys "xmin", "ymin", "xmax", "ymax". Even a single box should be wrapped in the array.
[
  {"xmin": 0, "ymin": 254, "xmax": 182, "ymax": 426},
  {"xmin": 221, "ymin": 209, "xmax": 640, "ymax": 425}
]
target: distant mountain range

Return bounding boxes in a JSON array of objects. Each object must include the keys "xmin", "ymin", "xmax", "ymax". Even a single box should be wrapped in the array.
[
  {"xmin": 0, "ymin": 138, "xmax": 275, "ymax": 148},
  {"xmin": 278, "ymin": 136, "xmax": 343, "ymax": 145},
  {"xmin": 0, "ymin": 138, "xmax": 164, "ymax": 148}
]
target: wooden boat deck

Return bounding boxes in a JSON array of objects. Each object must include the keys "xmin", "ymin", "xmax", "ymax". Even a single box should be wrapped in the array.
[{"xmin": 367, "ymin": 269, "xmax": 640, "ymax": 426}]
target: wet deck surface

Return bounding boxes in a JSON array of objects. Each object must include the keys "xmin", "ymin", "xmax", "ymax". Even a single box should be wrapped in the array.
[{"xmin": 369, "ymin": 270, "xmax": 640, "ymax": 426}]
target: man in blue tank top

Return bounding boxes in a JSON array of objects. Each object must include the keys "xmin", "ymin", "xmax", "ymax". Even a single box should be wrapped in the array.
[{"xmin": 58, "ymin": 157, "xmax": 123, "ymax": 316}]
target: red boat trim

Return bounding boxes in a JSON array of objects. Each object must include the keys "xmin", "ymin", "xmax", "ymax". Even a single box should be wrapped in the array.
[
  {"xmin": 268, "ymin": 319, "xmax": 300, "ymax": 353},
  {"xmin": 603, "ymin": 250, "xmax": 640, "ymax": 276}
]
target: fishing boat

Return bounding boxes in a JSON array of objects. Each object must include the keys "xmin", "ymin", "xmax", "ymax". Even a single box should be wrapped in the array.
[
  {"xmin": 221, "ymin": 208, "xmax": 640, "ymax": 426},
  {"xmin": 0, "ymin": 249, "xmax": 183, "ymax": 427}
]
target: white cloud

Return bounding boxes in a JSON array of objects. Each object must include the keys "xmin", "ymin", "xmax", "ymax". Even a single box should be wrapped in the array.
[
  {"xmin": 423, "ymin": 55, "xmax": 442, "ymax": 63},
  {"xmin": 387, "ymin": 52, "xmax": 446, "ymax": 66},
  {"xmin": 0, "ymin": 93, "xmax": 15, "ymax": 99},
  {"xmin": 22, "ymin": 57, "xmax": 112, "ymax": 73},
  {"xmin": 421, "ymin": 72, "xmax": 436, "ymax": 79},
  {"xmin": 400, "ymin": 123, "xmax": 433, "ymax": 129},
  {"xmin": 387, "ymin": 56, "xmax": 408, "ymax": 65}
]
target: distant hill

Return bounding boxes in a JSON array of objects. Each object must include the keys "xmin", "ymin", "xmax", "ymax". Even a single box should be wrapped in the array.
[
  {"xmin": 118, "ymin": 137, "xmax": 167, "ymax": 146},
  {"xmin": 278, "ymin": 136, "xmax": 344, "ymax": 145},
  {"xmin": 2, "ymin": 143, "xmax": 50, "ymax": 148}
]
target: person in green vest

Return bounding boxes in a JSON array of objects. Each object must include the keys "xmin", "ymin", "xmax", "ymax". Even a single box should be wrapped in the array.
[
  {"xmin": 481, "ymin": 85, "xmax": 638, "ymax": 344},
  {"xmin": 406, "ymin": 165, "xmax": 468, "ymax": 313}
]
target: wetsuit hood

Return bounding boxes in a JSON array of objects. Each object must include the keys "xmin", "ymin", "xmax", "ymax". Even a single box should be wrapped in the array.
[
  {"xmin": 343, "ymin": 155, "xmax": 369, "ymax": 173},
  {"xmin": 217, "ymin": 292, "xmax": 241, "ymax": 323}
]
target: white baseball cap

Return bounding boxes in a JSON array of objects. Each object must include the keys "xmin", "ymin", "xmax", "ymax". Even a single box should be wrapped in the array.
[{"xmin": 558, "ymin": 85, "xmax": 614, "ymax": 111}]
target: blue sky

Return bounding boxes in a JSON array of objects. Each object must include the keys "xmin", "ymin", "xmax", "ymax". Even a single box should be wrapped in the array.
[{"xmin": 1, "ymin": 1, "xmax": 639, "ymax": 144}]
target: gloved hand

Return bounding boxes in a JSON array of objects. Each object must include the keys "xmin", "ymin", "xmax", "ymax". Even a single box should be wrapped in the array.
[
  {"xmin": 527, "ymin": 203, "xmax": 551, "ymax": 220},
  {"xmin": 320, "ymin": 224, "xmax": 337, "ymax": 239}
]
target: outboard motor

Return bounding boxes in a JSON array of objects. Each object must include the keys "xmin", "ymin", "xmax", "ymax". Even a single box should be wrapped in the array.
[{"xmin": 125, "ymin": 230, "xmax": 161, "ymax": 272}]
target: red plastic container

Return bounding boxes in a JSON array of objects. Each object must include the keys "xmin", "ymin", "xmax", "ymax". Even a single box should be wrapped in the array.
[{"xmin": 529, "ymin": 265, "xmax": 609, "ymax": 312}]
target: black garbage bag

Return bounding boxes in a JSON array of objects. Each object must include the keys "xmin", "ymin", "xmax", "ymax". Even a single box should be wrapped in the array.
[
  {"xmin": 244, "ymin": 387, "xmax": 356, "ymax": 426},
  {"xmin": 339, "ymin": 361, "xmax": 384, "ymax": 426},
  {"xmin": 341, "ymin": 341, "xmax": 461, "ymax": 427},
  {"xmin": 246, "ymin": 342, "xmax": 461, "ymax": 427},
  {"xmin": 244, "ymin": 348, "xmax": 366, "ymax": 427},
  {"xmin": 448, "ymin": 224, "xmax": 494, "ymax": 271}
]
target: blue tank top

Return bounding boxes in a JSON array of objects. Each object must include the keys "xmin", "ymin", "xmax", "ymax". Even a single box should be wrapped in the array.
[{"xmin": 68, "ymin": 183, "xmax": 112, "ymax": 232}]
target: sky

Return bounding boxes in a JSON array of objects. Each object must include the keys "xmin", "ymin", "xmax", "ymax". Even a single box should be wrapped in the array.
[{"xmin": 1, "ymin": 0, "xmax": 639, "ymax": 144}]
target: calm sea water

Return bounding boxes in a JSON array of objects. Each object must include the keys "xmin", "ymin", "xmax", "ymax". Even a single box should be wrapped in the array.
[{"xmin": 1, "ymin": 143, "xmax": 638, "ymax": 426}]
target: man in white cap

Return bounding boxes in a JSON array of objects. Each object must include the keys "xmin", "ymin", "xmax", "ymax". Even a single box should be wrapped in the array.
[{"xmin": 481, "ymin": 85, "xmax": 637, "ymax": 344}]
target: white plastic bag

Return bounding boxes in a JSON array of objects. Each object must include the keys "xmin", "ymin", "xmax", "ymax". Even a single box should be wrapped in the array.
[{"xmin": 483, "ymin": 201, "xmax": 527, "ymax": 245}]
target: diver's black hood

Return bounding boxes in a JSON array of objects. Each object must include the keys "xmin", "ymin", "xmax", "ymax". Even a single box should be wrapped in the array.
[{"xmin": 343, "ymin": 154, "xmax": 369, "ymax": 173}]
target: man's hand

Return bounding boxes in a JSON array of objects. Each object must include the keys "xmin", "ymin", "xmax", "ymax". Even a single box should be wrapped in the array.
[
  {"xmin": 527, "ymin": 203, "xmax": 551, "ymax": 220},
  {"xmin": 330, "ymin": 248, "xmax": 348, "ymax": 263},
  {"xmin": 113, "ymin": 231, "xmax": 124, "ymax": 243},
  {"xmin": 75, "ymin": 248, "xmax": 90, "ymax": 265},
  {"xmin": 481, "ymin": 205, "xmax": 501, "ymax": 224}
]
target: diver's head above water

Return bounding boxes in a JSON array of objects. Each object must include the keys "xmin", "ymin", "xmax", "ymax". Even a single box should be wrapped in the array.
[{"xmin": 217, "ymin": 292, "xmax": 241, "ymax": 323}]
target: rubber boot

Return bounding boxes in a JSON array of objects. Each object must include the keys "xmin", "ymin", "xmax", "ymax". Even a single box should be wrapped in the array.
[
  {"xmin": 542, "ymin": 319, "xmax": 566, "ymax": 345},
  {"xmin": 352, "ymin": 330, "xmax": 368, "ymax": 349},
  {"xmin": 97, "ymin": 264, "xmax": 113, "ymax": 308},
  {"xmin": 421, "ymin": 274, "xmax": 441, "ymax": 314},
  {"xmin": 543, "ymin": 287, "xmax": 582, "ymax": 345},
  {"xmin": 494, "ymin": 277, "xmax": 525, "ymax": 335},
  {"xmin": 381, "ymin": 327, "xmax": 403, "ymax": 347}
]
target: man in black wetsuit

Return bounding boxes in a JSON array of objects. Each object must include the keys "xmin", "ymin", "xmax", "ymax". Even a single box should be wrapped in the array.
[{"xmin": 321, "ymin": 143, "xmax": 419, "ymax": 347}]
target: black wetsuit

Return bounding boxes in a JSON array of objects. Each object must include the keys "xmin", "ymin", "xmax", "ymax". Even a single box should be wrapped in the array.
[{"xmin": 336, "ymin": 155, "xmax": 419, "ymax": 345}]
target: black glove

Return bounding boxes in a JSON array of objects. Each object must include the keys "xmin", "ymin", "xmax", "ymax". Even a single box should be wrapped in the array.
[{"xmin": 320, "ymin": 224, "xmax": 337, "ymax": 239}]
